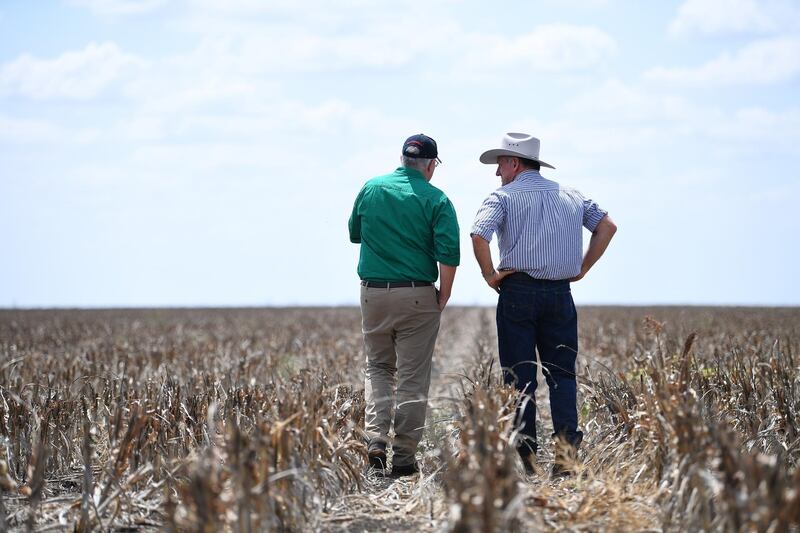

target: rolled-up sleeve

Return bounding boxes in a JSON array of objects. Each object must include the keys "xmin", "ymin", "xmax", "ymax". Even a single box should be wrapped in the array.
[
  {"xmin": 470, "ymin": 192, "xmax": 505, "ymax": 242},
  {"xmin": 582, "ymin": 196, "xmax": 607, "ymax": 232},
  {"xmin": 433, "ymin": 198, "xmax": 460, "ymax": 266},
  {"xmin": 348, "ymin": 188, "xmax": 365, "ymax": 243}
]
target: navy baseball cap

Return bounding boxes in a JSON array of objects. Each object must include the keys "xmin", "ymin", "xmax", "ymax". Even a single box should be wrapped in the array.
[{"xmin": 402, "ymin": 134, "xmax": 441, "ymax": 163}]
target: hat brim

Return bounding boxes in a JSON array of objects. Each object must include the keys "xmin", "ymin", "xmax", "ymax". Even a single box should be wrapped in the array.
[{"xmin": 479, "ymin": 149, "xmax": 555, "ymax": 169}]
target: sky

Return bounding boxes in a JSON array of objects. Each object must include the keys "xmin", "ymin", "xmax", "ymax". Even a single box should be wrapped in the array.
[{"xmin": 1, "ymin": 0, "xmax": 799, "ymax": 308}]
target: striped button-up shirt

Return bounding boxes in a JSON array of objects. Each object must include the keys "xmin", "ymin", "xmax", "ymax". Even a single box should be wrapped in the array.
[{"xmin": 471, "ymin": 170, "xmax": 607, "ymax": 280}]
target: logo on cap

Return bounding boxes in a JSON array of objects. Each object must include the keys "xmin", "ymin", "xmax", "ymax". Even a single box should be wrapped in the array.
[{"xmin": 402, "ymin": 134, "xmax": 439, "ymax": 161}]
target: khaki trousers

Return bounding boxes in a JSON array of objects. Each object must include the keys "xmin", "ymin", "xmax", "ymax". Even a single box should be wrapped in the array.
[{"xmin": 360, "ymin": 284, "xmax": 441, "ymax": 467}]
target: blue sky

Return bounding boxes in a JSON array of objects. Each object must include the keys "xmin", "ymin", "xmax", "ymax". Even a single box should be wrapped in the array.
[{"xmin": 1, "ymin": 0, "xmax": 799, "ymax": 307}]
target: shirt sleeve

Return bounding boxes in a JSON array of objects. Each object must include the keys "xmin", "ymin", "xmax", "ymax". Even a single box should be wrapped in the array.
[
  {"xmin": 348, "ymin": 187, "xmax": 365, "ymax": 243},
  {"xmin": 582, "ymin": 195, "xmax": 608, "ymax": 232},
  {"xmin": 433, "ymin": 197, "xmax": 460, "ymax": 266},
  {"xmin": 470, "ymin": 191, "xmax": 505, "ymax": 242}
]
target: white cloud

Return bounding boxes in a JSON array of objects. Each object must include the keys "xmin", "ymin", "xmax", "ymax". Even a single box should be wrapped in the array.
[
  {"xmin": 158, "ymin": 100, "xmax": 385, "ymax": 141},
  {"xmin": 176, "ymin": 22, "xmax": 455, "ymax": 74},
  {"xmin": 177, "ymin": 6, "xmax": 614, "ymax": 76},
  {"xmin": 67, "ymin": 0, "xmax": 166, "ymax": 16},
  {"xmin": 0, "ymin": 115, "xmax": 99, "ymax": 144},
  {"xmin": 125, "ymin": 72, "xmax": 262, "ymax": 113},
  {"xmin": 522, "ymin": 79, "xmax": 800, "ymax": 178},
  {"xmin": 542, "ymin": 0, "xmax": 610, "ymax": 6},
  {"xmin": 565, "ymin": 79, "xmax": 692, "ymax": 122},
  {"xmin": 184, "ymin": 0, "xmax": 453, "ymax": 17},
  {"xmin": 0, "ymin": 42, "xmax": 146, "ymax": 100},
  {"xmin": 669, "ymin": 0, "xmax": 775, "ymax": 36},
  {"xmin": 459, "ymin": 24, "xmax": 616, "ymax": 72},
  {"xmin": 180, "ymin": 0, "xmax": 459, "ymax": 39},
  {"xmin": 89, "ymin": 95, "xmax": 418, "ymax": 187},
  {"xmin": 668, "ymin": 0, "xmax": 800, "ymax": 37},
  {"xmin": 707, "ymin": 106, "xmax": 800, "ymax": 152},
  {"xmin": 236, "ymin": 28, "xmax": 429, "ymax": 71},
  {"xmin": 123, "ymin": 115, "xmax": 165, "ymax": 141},
  {"xmin": 644, "ymin": 37, "xmax": 800, "ymax": 86}
]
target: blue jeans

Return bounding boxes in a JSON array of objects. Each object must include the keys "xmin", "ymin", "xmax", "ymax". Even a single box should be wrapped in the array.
[{"xmin": 496, "ymin": 274, "xmax": 583, "ymax": 457}]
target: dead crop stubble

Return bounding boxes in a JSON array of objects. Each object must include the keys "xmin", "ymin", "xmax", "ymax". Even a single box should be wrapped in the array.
[{"xmin": 0, "ymin": 306, "xmax": 798, "ymax": 532}]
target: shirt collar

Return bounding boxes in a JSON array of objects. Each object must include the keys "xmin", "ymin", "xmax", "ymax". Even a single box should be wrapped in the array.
[
  {"xmin": 506, "ymin": 169, "xmax": 558, "ymax": 190},
  {"xmin": 396, "ymin": 166, "xmax": 426, "ymax": 181},
  {"xmin": 516, "ymin": 169, "xmax": 542, "ymax": 181}
]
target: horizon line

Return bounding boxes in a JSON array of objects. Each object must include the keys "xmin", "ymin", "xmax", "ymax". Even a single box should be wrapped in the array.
[{"xmin": 1, "ymin": 303, "xmax": 798, "ymax": 311}]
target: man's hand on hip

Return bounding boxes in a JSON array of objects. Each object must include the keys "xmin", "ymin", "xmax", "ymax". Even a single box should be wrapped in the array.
[
  {"xmin": 484, "ymin": 269, "xmax": 516, "ymax": 293},
  {"xmin": 569, "ymin": 268, "xmax": 587, "ymax": 282},
  {"xmin": 571, "ymin": 215, "xmax": 617, "ymax": 283}
]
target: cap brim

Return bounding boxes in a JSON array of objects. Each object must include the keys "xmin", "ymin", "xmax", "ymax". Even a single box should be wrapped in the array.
[{"xmin": 479, "ymin": 148, "xmax": 555, "ymax": 169}]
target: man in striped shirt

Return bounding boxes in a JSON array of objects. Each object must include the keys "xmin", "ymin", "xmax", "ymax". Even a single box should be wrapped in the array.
[{"xmin": 470, "ymin": 132, "xmax": 617, "ymax": 477}]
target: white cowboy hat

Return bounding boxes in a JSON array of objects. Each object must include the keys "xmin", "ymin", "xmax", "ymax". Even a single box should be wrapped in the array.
[{"xmin": 479, "ymin": 132, "xmax": 555, "ymax": 169}]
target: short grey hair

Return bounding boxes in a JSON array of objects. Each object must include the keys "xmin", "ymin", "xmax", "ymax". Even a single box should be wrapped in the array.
[{"xmin": 401, "ymin": 155, "xmax": 434, "ymax": 171}]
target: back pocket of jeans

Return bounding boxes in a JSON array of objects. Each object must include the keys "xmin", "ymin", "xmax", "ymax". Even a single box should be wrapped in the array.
[{"xmin": 501, "ymin": 294, "xmax": 534, "ymax": 322}]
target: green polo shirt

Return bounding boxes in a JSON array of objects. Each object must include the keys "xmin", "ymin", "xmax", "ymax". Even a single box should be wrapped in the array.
[{"xmin": 349, "ymin": 167, "xmax": 460, "ymax": 282}]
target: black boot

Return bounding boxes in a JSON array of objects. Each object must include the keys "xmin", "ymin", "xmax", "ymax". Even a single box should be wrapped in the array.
[
  {"xmin": 519, "ymin": 451, "xmax": 536, "ymax": 476},
  {"xmin": 517, "ymin": 439, "xmax": 538, "ymax": 476},
  {"xmin": 367, "ymin": 440, "xmax": 387, "ymax": 472},
  {"xmin": 391, "ymin": 461, "xmax": 419, "ymax": 477}
]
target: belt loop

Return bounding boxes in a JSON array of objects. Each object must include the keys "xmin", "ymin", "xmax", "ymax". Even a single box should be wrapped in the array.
[{"xmin": 411, "ymin": 281, "xmax": 416, "ymax": 288}]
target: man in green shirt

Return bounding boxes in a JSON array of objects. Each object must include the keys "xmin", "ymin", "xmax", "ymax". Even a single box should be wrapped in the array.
[{"xmin": 349, "ymin": 133, "xmax": 460, "ymax": 476}]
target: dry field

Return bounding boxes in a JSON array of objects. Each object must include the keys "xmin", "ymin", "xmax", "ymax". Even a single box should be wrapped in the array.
[{"xmin": 0, "ymin": 306, "xmax": 798, "ymax": 532}]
